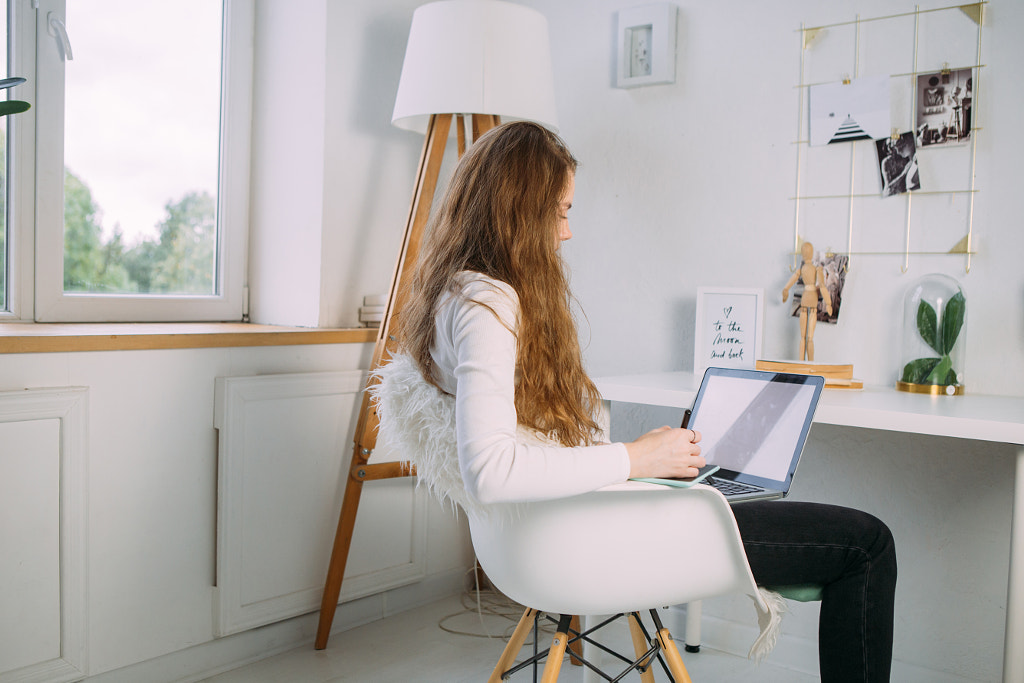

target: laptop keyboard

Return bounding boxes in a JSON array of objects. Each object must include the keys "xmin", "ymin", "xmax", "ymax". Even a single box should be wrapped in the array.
[{"xmin": 706, "ymin": 477, "xmax": 763, "ymax": 496}]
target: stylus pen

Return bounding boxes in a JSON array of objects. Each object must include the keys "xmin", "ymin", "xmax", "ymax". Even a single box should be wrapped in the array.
[{"xmin": 681, "ymin": 408, "xmax": 692, "ymax": 429}]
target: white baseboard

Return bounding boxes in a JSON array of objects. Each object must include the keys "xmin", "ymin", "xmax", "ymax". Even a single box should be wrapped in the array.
[{"xmin": 83, "ymin": 569, "xmax": 468, "ymax": 683}]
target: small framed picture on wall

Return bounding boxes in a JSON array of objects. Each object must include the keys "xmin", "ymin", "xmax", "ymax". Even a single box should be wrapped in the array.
[
  {"xmin": 694, "ymin": 287, "xmax": 765, "ymax": 376},
  {"xmin": 615, "ymin": 3, "xmax": 677, "ymax": 88}
]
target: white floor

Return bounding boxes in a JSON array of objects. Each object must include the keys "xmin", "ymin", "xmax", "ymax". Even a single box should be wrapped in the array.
[{"xmin": 199, "ymin": 592, "xmax": 818, "ymax": 682}]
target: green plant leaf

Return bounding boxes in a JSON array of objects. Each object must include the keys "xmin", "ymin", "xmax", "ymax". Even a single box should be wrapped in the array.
[
  {"xmin": 901, "ymin": 357, "xmax": 940, "ymax": 384},
  {"xmin": 939, "ymin": 291, "xmax": 965, "ymax": 355},
  {"xmin": 926, "ymin": 355, "xmax": 953, "ymax": 385},
  {"xmin": 916, "ymin": 300, "xmax": 939, "ymax": 353},
  {"xmin": 0, "ymin": 100, "xmax": 30, "ymax": 117},
  {"xmin": 0, "ymin": 76, "xmax": 26, "ymax": 91}
]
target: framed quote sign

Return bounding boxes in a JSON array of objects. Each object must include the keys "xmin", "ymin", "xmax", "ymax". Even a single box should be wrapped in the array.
[{"xmin": 694, "ymin": 287, "xmax": 765, "ymax": 375}]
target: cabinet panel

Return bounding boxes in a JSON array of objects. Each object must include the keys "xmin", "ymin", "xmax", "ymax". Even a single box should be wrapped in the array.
[
  {"xmin": 0, "ymin": 388, "xmax": 87, "ymax": 683},
  {"xmin": 0, "ymin": 420, "xmax": 61, "ymax": 673},
  {"xmin": 214, "ymin": 372, "xmax": 426, "ymax": 636}
]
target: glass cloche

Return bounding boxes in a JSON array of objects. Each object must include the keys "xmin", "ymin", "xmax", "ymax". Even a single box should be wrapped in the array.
[{"xmin": 896, "ymin": 274, "xmax": 966, "ymax": 395}]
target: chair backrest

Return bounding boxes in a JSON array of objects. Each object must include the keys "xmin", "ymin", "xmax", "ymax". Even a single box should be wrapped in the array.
[{"xmin": 468, "ymin": 482, "xmax": 767, "ymax": 616}]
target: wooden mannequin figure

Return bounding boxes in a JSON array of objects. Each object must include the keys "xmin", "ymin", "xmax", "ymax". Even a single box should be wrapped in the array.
[{"xmin": 782, "ymin": 241, "xmax": 833, "ymax": 362}]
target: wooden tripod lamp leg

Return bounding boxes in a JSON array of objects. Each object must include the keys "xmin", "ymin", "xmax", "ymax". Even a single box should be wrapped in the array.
[
  {"xmin": 314, "ymin": 113, "xmax": 500, "ymax": 650},
  {"xmin": 314, "ymin": 113, "xmax": 450, "ymax": 649},
  {"xmin": 314, "ymin": 454, "xmax": 367, "ymax": 649}
]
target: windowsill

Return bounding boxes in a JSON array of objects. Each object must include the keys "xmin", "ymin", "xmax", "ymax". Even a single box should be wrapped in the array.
[{"xmin": 0, "ymin": 322, "xmax": 377, "ymax": 354}]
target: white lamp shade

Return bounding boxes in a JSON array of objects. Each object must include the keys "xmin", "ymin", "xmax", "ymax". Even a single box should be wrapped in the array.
[{"xmin": 392, "ymin": 0, "xmax": 559, "ymax": 133}]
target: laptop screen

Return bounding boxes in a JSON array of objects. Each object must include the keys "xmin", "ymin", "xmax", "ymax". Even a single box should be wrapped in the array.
[{"xmin": 689, "ymin": 367, "xmax": 823, "ymax": 490}]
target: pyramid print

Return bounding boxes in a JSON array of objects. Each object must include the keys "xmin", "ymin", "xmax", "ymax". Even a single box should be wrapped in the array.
[{"xmin": 828, "ymin": 115, "xmax": 872, "ymax": 144}]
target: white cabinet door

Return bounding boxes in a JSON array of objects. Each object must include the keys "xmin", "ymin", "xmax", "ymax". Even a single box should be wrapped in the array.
[
  {"xmin": 0, "ymin": 388, "xmax": 87, "ymax": 683},
  {"xmin": 214, "ymin": 372, "xmax": 425, "ymax": 636}
]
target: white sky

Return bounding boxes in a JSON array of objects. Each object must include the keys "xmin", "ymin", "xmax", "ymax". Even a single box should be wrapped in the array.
[{"xmin": 64, "ymin": 1, "xmax": 221, "ymax": 243}]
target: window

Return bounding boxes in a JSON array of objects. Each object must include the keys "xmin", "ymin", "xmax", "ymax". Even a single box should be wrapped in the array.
[
  {"xmin": 3, "ymin": 0, "xmax": 253, "ymax": 322},
  {"xmin": 0, "ymin": 7, "xmax": 9, "ymax": 312}
]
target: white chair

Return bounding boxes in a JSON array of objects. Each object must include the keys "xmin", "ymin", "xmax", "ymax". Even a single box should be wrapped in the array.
[
  {"xmin": 470, "ymin": 480, "xmax": 778, "ymax": 682},
  {"xmin": 368, "ymin": 354, "xmax": 780, "ymax": 680}
]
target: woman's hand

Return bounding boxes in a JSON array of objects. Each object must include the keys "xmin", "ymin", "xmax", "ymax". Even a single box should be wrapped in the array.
[{"xmin": 625, "ymin": 426, "xmax": 705, "ymax": 480}]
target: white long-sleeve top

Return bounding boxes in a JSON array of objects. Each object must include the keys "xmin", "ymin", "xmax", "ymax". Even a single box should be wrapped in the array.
[{"xmin": 428, "ymin": 271, "xmax": 631, "ymax": 505}]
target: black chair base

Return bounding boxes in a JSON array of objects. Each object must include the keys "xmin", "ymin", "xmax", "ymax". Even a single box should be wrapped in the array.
[{"xmin": 494, "ymin": 609, "xmax": 692, "ymax": 682}]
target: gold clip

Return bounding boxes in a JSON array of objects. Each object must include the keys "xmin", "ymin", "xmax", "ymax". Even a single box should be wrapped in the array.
[
  {"xmin": 842, "ymin": 74, "xmax": 851, "ymax": 85},
  {"xmin": 941, "ymin": 63, "xmax": 951, "ymax": 76},
  {"xmin": 959, "ymin": 3, "xmax": 983, "ymax": 26},
  {"xmin": 802, "ymin": 27, "xmax": 825, "ymax": 50},
  {"xmin": 891, "ymin": 128, "xmax": 901, "ymax": 141}
]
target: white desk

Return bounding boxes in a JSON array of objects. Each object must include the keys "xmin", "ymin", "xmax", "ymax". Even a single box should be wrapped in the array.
[{"xmin": 595, "ymin": 371, "xmax": 1024, "ymax": 683}]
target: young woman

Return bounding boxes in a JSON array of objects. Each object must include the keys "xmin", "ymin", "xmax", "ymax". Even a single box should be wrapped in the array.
[{"xmin": 391, "ymin": 121, "xmax": 896, "ymax": 682}]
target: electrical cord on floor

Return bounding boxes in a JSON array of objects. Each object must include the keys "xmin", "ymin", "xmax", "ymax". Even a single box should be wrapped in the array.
[{"xmin": 436, "ymin": 564, "xmax": 556, "ymax": 645}]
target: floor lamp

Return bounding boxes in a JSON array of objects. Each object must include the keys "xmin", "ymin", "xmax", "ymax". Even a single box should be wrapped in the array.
[{"xmin": 315, "ymin": 0, "xmax": 559, "ymax": 650}]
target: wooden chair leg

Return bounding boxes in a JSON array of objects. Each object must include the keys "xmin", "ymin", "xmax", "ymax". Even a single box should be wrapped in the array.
[
  {"xmin": 657, "ymin": 630, "xmax": 693, "ymax": 683},
  {"xmin": 488, "ymin": 608, "xmax": 538, "ymax": 683},
  {"xmin": 651, "ymin": 610, "xmax": 693, "ymax": 683},
  {"xmin": 568, "ymin": 615, "xmax": 583, "ymax": 666},
  {"xmin": 628, "ymin": 613, "xmax": 657, "ymax": 683},
  {"xmin": 540, "ymin": 614, "xmax": 573, "ymax": 683}
]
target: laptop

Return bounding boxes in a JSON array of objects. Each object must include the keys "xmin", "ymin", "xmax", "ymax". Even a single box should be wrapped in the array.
[{"xmin": 687, "ymin": 366, "xmax": 824, "ymax": 503}]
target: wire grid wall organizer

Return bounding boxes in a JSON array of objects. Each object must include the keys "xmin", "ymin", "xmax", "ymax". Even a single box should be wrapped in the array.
[{"xmin": 791, "ymin": 2, "xmax": 985, "ymax": 273}]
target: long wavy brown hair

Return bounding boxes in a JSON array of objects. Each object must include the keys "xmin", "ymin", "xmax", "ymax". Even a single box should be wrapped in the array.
[{"xmin": 396, "ymin": 121, "xmax": 602, "ymax": 447}]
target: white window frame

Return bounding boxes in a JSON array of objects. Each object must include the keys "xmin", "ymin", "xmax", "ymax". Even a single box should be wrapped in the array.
[
  {"xmin": 2, "ymin": 0, "xmax": 36, "ymax": 321},
  {"xmin": 14, "ymin": 0, "xmax": 253, "ymax": 322}
]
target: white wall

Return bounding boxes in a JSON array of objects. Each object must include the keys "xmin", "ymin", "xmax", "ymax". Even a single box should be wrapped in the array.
[
  {"xmin": 318, "ymin": 0, "xmax": 1023, "ymax": 391},
  {"xmin": 247, "ymin": 0, "xmax": 328, "ymax": 327},
  {"xmin": 317, "ymin": 0, "xmax": 1022, "ymax": 680},
  {"xmin": 526, "ymin": 0, "xmax": 1023, "ymax": 396},
  {"xmin": 318, "ymin": 0, "xmax": 430, "ymax": 328}
]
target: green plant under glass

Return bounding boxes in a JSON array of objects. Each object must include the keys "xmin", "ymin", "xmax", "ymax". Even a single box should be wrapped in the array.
[{"xmin": 897, "ymin": 274, "xmax": 966, "ymax": 395}]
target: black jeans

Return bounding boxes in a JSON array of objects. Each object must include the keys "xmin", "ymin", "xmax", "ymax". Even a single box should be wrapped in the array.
[{"xmin": 731, "ymin": 501, "xmax": 897, "ymax": 683}]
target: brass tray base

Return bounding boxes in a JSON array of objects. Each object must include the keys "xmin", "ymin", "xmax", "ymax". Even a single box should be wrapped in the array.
[{"xmin": 896, "ymin": 381, "xmax": 965, "ymax": 396}]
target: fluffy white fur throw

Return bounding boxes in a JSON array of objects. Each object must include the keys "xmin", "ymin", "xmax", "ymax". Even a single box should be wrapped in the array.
[
  {"xmin": 370, "ymin": 352, "xmax": 476, "ymax": 516},
  {"xmin": 750, "ymin": 587, "xmax": 788, "ymax": 662}
]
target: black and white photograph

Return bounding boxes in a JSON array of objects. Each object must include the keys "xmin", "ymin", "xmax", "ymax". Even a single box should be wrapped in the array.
[
  {"xmin": 915, "ymin": 67, "xmax": 973, "ymax": 147},
  {"xmin": 809, "ymin": 74, "xmax": 891, "ymax": 146},
  {"xmin": 875, "ymin": 131, "xmax": 921, "ymax": 197},
  {"xmin": 789, "ymin": 251, "xmax": 848, "ymax": 324}
]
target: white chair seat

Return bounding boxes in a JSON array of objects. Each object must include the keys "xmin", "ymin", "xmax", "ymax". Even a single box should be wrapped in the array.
[{"xmin": 469, "ymin": 481, "xmax": 767, "ymax": 617}]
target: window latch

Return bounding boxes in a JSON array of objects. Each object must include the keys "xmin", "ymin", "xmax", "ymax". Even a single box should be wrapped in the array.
[{"xmin": 47, "ymin": 12, "xmax": 74, "ymax": 61}]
